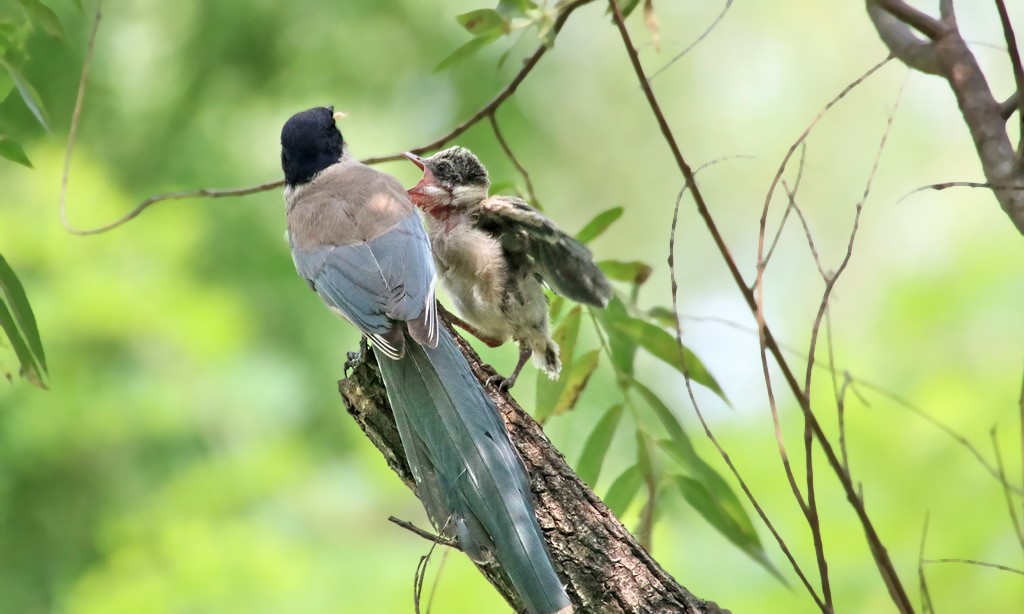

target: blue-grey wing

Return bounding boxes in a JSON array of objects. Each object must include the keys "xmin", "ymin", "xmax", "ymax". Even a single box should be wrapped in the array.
[{"xmin": 291, "ymin": 213, "xmax": 439, "ymax": 357}]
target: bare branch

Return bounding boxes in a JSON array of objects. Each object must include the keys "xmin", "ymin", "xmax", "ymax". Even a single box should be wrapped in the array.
[
  {"xmin": 59, "ymin": 2, "xmax": 103, "ymax": 235},
  {"xmin": 61, "ymin": 0, "xmax": 599, "ymax": 236},
  {"xmin": 488, "ymin": 113, "xmax": 539, "ymax": 205},
  {"xmin": 388, "ymin": 516, "xmax": 461, "ymax": 550},
  {"xmin": 994, "ymin": 0, "xmax": 1024, "ymax": 158},
  {"xmin": 608, "ymin": 1, "xmax": 912, "ymax": 604},
  {"xmin": 989, "ymin": 429, "xmax": 1024, "ymax": 553},
  {"xmin": 866, "ymin": 4, "xmax": 940, "ymax": 73},
  {"xmin": 923, "ymin": 558, "xmax": 1024, "ymax": 576},
  {"xmin": 918, "ymin": 515, "xmax": 934, "ymax": 614},
  {"xmin": 666, "ymin": 181, "xmax": 822, "ymax": 609},
  {"xmin": 872, "ymin": 0, "xmax": 946, "ymax": 40},
  {"xmin": 1001, "ymin": 91, "xmax": 1021, "ymax": 121},
  {"xmin": 647, "ymin": 0, "xmax": 733, "ymax": 82},
  {"xmin": 866, "ymin": 0, "xmax": 1024, "ymax": 233}
]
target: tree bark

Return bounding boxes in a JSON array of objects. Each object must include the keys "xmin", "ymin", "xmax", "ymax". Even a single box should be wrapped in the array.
[{"xmin": 338, "ymin": 326, "xmax": 720, "ymax": 614}]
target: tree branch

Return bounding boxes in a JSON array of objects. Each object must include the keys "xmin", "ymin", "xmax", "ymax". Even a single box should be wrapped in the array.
[
  {"xmin": 866, "ymin": 0, "xmax": 1024, "ymax": 233},
  {"xmin": 338, "ymin": 327, "xmax": 716, "ymax": 614}
]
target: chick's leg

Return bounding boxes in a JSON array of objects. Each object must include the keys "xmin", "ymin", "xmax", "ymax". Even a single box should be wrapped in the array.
[
  {"xmin": 437, "ymin": 301, "xmax": 504, "ymax": 348},
  {"xmin": 487, "ymin": 344, "xmax": 533, "ymax": 392}
]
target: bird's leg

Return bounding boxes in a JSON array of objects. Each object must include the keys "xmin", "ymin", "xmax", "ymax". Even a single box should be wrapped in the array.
[
  {"xmin": 344, "ymin": 335, "xmax": 371, "ymax": 375},
  {"xmin": 437, "ymin": 301, "xmax": 504, "ymax": 348},
  {"xmin": 487, "ymin": 344, "xmax": 533, "ymax": 392}
]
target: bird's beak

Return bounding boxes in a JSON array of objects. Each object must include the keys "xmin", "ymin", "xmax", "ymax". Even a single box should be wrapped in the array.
[
  {"xmin": 403, "ymin": 151, "xmax": 425, "ymax": 170},
  {"xmin": 333, "ymin": 111, "xmax": 348, "ymax": 122}
]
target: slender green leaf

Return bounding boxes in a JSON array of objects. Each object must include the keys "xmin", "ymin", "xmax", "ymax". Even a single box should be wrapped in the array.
[
  {"xmin": 631, "ymin": 380, "xmax": 694, "ymax": 460},
  {"xmin": 576, "ymin": 404, "xmax": 624, "ymax": 486},
  {"xmin": 672, "ymin": 475, "xmax": 783, "ymax": 581},
  {"xmin": 0, "ymin": 298, "xmax": 45, "ymax": 388},
  {"xmin": 70, "ymin": 0, "xmax": 83, "ymax": 12},
  {"xmin": 20, "ymin": 0, "xmax": 64, "ymax": 41},
  {"xmin": 612, "ymin": 316, "xmax": 728, "ymax": 404},
  {"xmin": 606, "ymin": 0, "xmax": 643, "ymax": 18},
  {"xmin": 598, "ymin": 260, "xmax": 652, "ymax": 286},
  {"xmin": 456, "ymin": 9, "xmax": 508, "ymax": 36},
  {"xmin": 595, "ymin": 296, "xmax": 637, "ymax": 376},
  {"xmin": 543, "ymin": 348, "xmax": 600, "ymax": 421},
  {"xmin": 535, "ymin": 305, "xmax": 581, "ymax": 416},
  {"xmin": 434, "ymin": 34, "xmax": 500, "ymax": 72},
  {"xmin": 0, "ymin": 58, "xmax": 50, "ymax": 131},
  {"xmin": 646, "ymin": 306, "xmax": 676, "ymax": 329},
  {"xmin": 0, "ymin": 134, "xmax": 32, "ymax": 167},
  {"xmin": 548, "ymin": 294, "xmax": 565, "ymax": 322},
  {"xmin": 0, "ymin": 254, "xmax": 46, "ymax": 373},
  {"xmin": 576, "ymin": 206, "xmax": 623, "ymax": 244},
  {"xmin": 604, "ymin": 464, "xmax": 643, "ymax": 517},
  {"xmin": 497, "ymin": 0, "xmax": 538, "ymax": 17}
]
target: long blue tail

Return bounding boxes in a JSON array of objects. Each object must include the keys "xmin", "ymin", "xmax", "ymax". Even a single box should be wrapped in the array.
[{"xmin": 377, "ymin": 326, "xmax": 572, "ymax": 614}]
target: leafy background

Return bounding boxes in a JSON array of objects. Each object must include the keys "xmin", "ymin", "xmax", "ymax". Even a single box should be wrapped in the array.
[{"xmin": 1, "ymin": 0, "xmax": 1022, "ymax": 612}]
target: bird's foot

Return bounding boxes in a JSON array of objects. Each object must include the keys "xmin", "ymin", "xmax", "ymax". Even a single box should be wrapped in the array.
[
  {"xmin": 486, "ymin": 372, "xmax": 518, "ymax": 392},
  {"xmin": 344, "ymin": 336, "xmax": 371, "ymax": 375}
]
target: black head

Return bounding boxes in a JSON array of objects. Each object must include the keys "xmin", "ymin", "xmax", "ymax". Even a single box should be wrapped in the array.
[
  {"xmin": 280, "ymin": 106, "xmax": 344, "ymax": 187},
  {"xmin": 424, "ymin": 146, "xmax": 489, "ymax": 190}
]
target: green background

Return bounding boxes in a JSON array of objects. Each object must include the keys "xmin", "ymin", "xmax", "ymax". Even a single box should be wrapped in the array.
[{"xmin": 1, "ymin": 1, "xmax": 1022, "ymax": 612}]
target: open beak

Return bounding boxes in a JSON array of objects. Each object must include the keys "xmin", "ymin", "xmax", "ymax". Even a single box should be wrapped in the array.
[{"xmin": 403, "ymin": 151, "xmax": 425, "ymax": 170}]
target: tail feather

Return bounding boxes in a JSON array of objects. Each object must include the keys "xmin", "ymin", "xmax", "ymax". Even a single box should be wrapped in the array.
[{"xmin": 377, "ymin": 327, "xmax": 572, "ymax": 614}]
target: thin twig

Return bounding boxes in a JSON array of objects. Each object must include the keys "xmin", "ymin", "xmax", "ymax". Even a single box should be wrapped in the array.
[
  {"xmin": 993, "ymin": 0, "xmax": 1024, "ymax": 159},
  {"xmin": 875, "ymin": 0, "xmax": 946, "ymax": 40},
  {"xmin": 780, "ymin": 180, "xmax": 828, "ymax": 281},
  {"xmin": 918, "ymin": 515, "xmax": 934, "ymax": 614},
  {"xmin": 607, "ymin": 0, "xmax": 912, "ymax": 607},
  {"xmin": 61, "ymin": 0, "xmax": 598, "ymax": 236},
  {"xmin": 923, "ymin": 558, "xmax": 1024, "ymax": 576},
  {"xmin": 58, "ymin": 1, "xmax": 102, "ymax": 236},
  {"xmin": 763, "ymin": 143, "xmax": 809, "ymax": 270},
  {"xmin": 388, "ymin": 516, "xmax": 461, "ymax": 550},
  {"xmin": 646, "ymin": 0, "xmax": 733, "ymax": 82},
  {"xmin": 661, "ymin": 180, "xmax": 821, "ymax": 603},
  {"xmin": 991, "ymin": 428, "xmax": 1024, "ymax": 552},
  {"xmin": 488, "ymin": 112, "xmax": 539, "ymax": 205},
  {"xmin": 898, "ymin": 180, "xmax": 1024, "ymax": 203},
  {"xmin": 425, "ymin": 549, "xmax": 450, "ymax": 614},
  {"xmin": 855, "ymin": 380, "xmax": 1023, "ymax": 495},
  {"xmin": 362, "ymin": 0, "xmax": 597, "ymax": 165}
]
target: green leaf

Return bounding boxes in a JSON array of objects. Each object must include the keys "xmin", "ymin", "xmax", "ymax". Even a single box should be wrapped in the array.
[
  {"xmin": 0, "ymin": 253, "xmax": 46, "ymax": 374},
  {"xmin": 646, "ymin": 306, "xmax": 677, "ymax": 329},
  {"xmin": 606, "ymin": 0, "xmax": 644, "ymax": 18},
  {"xmin": 489, "ymin": 181, "xmax": 517, "ymax": 195},
  {"xmin": 631, "ymin": 380, "xmax": 696, "ymax": 461},
  {"xmin": 576, "ymin": 404, "xmax": 624, "ymax": 486},
  {"xmin": 604, "ymin": 464, "xmax": 643, "ymax": 517},
  {"xmin": 497, "ymin": 0, "xmax": 538, "ymax": 17},
  {"xmin": 0, "ymin": 297, "xmax": 45, "ymax": 388},
  {"xmin": 598, "ymin": 260, "xmax": 652, "ymax": 286},
  {"xmin": 536, "ymin": 305, "xmax": 581, "ymax": 417},
  {"xmin": 541, "ymin": 348, "xmax": 600, "ymax": 422},
  {"xmin": 70, "ymin": 0, "xmax": 84, "ymax": 12},
  {"xmin": 611, "ymin": 316, "xmax": 728, "ymax": 404},
  {"xmin": 671, "ymin": 475, "xmax": 782, "ymax": 581},
  {"xmin": 434, "ymin": 34, "xmax": 501, "ymax": 72},
  {"xmin": 548, "ymin": 294, "xmax": 565, "ymax": 322},
  {"xmin": 456, "ymin": 9, "xmax": 509, "ymax": 36},
  {"xmin": 0, "ymin": 134, "xmax": 32, "ymax": 167},
  {"xmin": 0, "ymin": 58, "xmax": 50, "ymax": 131},
  {"xmin": 595, "ymin": 296, "xmax": 637, "ymax": 376},
  {"xmin": 20, "ymin": 0, "xmax": 64, "ymax": 41},
  {"xmin": 575, "ymin": 206, "xmax": 623, "ymax": 244}
]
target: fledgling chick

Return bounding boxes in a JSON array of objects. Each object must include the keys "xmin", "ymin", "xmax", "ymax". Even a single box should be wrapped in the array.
[{"xmin": 404, "ymin": 146, "xmax": 612, "ymax": 390}]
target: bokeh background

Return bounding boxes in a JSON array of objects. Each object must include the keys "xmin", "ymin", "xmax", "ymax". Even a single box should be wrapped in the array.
[{"xmin": 1, "ymin": 0, "xmax": 1022, "ymax": 612}]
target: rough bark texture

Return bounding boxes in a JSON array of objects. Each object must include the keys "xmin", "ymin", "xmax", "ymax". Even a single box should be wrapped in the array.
[{"xmin": 338, "ymin": 327, "xmax": 719, "ymax": 614}]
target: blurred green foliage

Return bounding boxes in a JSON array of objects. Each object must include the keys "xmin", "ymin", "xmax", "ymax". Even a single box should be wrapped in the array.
[{"xmin": 1, "ymin": 0, "xmax": 1023, "ymax": 613}]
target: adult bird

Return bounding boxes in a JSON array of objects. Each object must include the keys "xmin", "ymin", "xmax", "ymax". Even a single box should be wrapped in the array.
[
  {"xmin": 280, "ymin": 107, "xmax": 572, "ymax": 614},
  {"xmin": 404, "ymin": 146, "xmax": 612, "ymax": 390}
]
